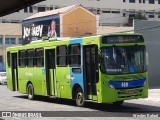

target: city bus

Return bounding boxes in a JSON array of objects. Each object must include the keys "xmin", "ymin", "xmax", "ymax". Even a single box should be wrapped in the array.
[{"xmin": 6, "ymin": 33, "xmax": 148, "ymax": 106}]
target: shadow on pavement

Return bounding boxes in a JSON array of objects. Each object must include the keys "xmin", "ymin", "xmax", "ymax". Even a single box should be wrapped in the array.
[{"xmin": 14, "ymin": 95, "xmax": 160, "ymax": 113}]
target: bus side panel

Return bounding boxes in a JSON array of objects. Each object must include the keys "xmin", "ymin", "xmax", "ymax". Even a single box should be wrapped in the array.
[
  {"xmin": 70, "ymin": 39, "xmax": 84, "ymax": 92},
  {"xmin": 18, "ymin": 68, "xmax": 47, "ymax": 96},
  {"xmin": 41, "ymin": 67, "xmax": 48, "ymax": 96},
  {"xmin": 56, "ymin": 67, "xmax": 71, "ymax": 99},
  {"xmin": 18, "ymin": 67, "xmax": 28, "ymax": 93},
  {"xmin": 6, "ymin": 68, "xmax": 13, "ymax": 91},
  {"xmin": 101, "ymin": 74, "xmax": 116, "ymax": 103},
  {"xmin": 31, "ymin": 67, "xmax": 46, "ymax": 96},
  {"xmin": 142, "ymin": 72, "xmax": 148, "ymax": 98}
]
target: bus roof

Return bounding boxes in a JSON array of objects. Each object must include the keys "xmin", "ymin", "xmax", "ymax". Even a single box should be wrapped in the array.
[{"xmin": 6, "ymin": 33, "xmax": 142, "ymax": 51}]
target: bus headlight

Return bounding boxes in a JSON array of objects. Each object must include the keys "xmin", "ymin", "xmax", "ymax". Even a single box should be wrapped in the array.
[
  {"xmin": 143, "ymin": 80, "xmax": 147, "ymax": 86},
  {"xmin": 103, "ymin": 82, "xmax": 115, "ymax": 89}
]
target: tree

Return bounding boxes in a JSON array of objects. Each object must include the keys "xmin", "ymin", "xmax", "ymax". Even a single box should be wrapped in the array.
[
  {"xmin": 134, "ymin": 13, "xmax": 147, "ymax": 20},
  {"xmin": 127, "ymin": 13, "xmax": 147, "ymax": 26}
]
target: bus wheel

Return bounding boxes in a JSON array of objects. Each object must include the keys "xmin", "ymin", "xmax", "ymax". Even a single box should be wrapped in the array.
[
  {"xmin": 75, "ymin": 88, "xmax": 85, "ymax": 107},
  {"xmin": 112, "ymin": 101, "xmax": 124, "ymax": 106},
  {"xmin": 27, "ymin": 84, "xmax": 34, "ymax": 100}
]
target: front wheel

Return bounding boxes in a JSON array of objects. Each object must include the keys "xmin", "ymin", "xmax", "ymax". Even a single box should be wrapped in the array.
[
  {"xmin": 112, "ymin": 101, "xmax": 124, "ymax": 106},
  {"xmin": 27, "ymin": 84, "xmax": 34, "ymax": 100},
  {"xmin": 75, "ymin": 88, "xmax": 85, "ymax": 107}
]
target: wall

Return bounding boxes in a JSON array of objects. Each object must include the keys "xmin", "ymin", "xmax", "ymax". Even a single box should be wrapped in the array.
[
  {"xmin": 48, "ymin": 0, "xmax": 160, "ymax": 25},
  {"xmin": 97, "ymin": 26, "xmax": 133, "ymax": 34},
  {"xmin": 0, "ymin": 23, "xmax": 22, "ymax": 63},
  {"xmin": 134, "ymin": 20, "xmax": 160, "ymax": 88},
  {"xmin": 1, "ymin": 0, "xmax": 160, "ymax": 25},
  {"xmin": 62, "ymin": 7, "xmax": 96, "ymax": 37}
]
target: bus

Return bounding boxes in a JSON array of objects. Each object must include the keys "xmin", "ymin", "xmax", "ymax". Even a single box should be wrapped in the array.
[{"xmin": 6, "ymin": 33, "xmax": 148, "ymax": 106}]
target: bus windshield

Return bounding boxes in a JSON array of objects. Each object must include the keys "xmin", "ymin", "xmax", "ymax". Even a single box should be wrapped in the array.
[{"xmin": 100, "ymin": 45, "xmax": 147, "ymax": 74}]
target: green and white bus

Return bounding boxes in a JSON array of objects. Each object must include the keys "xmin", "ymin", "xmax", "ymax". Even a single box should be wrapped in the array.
[{"xmin": 6, "ymin": 33, "xmax": 148, "ymax": 106}]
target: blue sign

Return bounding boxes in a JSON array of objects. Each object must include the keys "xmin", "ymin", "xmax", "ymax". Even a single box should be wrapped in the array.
[
  {"xmin": 42, "ymin": 68, "xmax": 46, "ymax": 75},
  {"xmin": 129, "ymin": 65, "xmax": 135, "ymax": 73},
  {"xmin": 109, "ymin": 77, "xmax": 146, "ymax": 89}
]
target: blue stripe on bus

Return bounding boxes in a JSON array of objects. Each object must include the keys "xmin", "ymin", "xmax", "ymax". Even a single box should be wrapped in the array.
[
  {"xmin": 69, "ymin": 38, "xmax": 84, "ymax": 92},
  {"xmin": 109, "ymin": 77, "xmax": 146, "ymax": 89}
]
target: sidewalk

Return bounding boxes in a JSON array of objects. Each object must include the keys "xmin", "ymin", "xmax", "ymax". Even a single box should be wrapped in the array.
[{"xmin": 145, "ymin": 89, "xmax": 160, "ymax": 102}]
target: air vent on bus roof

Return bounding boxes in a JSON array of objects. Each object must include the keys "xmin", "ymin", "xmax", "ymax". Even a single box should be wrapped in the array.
[
  {"xmin": 56, "ymin": 37, "xmax": 72, "ymax": 41},
  {"xmin": 30, "ymin": 40, "xmax": 48, "ymax": 44}
]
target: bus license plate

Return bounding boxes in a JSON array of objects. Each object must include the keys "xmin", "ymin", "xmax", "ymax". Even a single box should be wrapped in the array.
[{"xmin": 126, "ymin": 90, "xmax": 135, "ymax": 94}]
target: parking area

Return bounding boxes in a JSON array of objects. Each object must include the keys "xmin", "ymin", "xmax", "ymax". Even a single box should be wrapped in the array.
[{"xmin": 0, "ymin": 85, "xmax": 160, "ymax": 119}]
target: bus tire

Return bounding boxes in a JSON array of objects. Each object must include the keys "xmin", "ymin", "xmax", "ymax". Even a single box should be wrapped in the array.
[
  {"xmin": 27, "ymin": 84, "xmax": 34, "ymax": 100},
  {"xmin": 112, "ymin": 101, "xmax": 124, "ymax": 106},
  {"xmin": 75, "ymin": 87, "xmax": 85, "ymax": 107}
]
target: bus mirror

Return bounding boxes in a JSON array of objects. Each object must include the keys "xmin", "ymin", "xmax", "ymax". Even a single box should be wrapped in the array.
[{"xmin": 146, "ymin": 52, "xmax": 149, "ymax": 65}]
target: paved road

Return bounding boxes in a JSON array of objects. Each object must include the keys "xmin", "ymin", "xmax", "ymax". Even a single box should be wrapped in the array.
[{"xmin": 0, "ymin": 85, "xmax": 160, "ymax": 120}]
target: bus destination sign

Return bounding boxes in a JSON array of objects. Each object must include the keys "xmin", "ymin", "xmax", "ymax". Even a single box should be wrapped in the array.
[{"xmin": 102, "ymin": 35, "xmax": 144, "ymax": 44}]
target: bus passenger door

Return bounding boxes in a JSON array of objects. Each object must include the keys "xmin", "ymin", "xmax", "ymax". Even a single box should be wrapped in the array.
[
  {"xmin": 45, "ymin": 49, "xmax": 56, "ymax": 96},
  {"xmin": 84, "ymin": 45, "xmax": 99, "ymax": 100},
  {"xmin": 11, "ymin": 53, "xmax": 18, "ymax": 91}
]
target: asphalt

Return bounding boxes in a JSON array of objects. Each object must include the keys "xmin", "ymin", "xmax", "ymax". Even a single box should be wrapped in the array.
[{"xmin": 0, "ymin": 86, "xmax": 160, "ymax": 120}]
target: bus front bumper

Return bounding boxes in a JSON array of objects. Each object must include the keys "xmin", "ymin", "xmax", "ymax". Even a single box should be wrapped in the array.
[{"xmin": 100, "ymin": 86, "xmax": 148, "ymax": 103}]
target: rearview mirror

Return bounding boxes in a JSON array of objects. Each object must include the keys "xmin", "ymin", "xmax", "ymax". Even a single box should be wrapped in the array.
[{"xmin": 146, "ymin": 52, "xmax": 149, "ymax": 65}]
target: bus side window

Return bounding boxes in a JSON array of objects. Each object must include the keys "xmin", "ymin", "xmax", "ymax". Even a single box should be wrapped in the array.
[
  {"xmin": 68, "ymin": 44, "xmax": 81, "ymax": 66},
  {"xmin": 18, "ymin": 50, "xmax": 26, "ymax": 67},
  {"xmin": 35, "ymin": 48, "xmax": 44, "ymax": 67},
  {"xmin": 57, "ymin": 45, "xmax": 67, "ymax": 66},
  {"xmin": 27, "ymin": 49, "xmax": 35, "ymax": 67}
]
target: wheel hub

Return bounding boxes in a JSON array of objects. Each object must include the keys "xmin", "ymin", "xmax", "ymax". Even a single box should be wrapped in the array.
[{"xmin": 77, "ymin": 92, "xmax": 83, "ymax": 104}]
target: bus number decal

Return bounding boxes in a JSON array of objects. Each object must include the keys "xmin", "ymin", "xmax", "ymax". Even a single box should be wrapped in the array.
[{"xmin": 121, "ymin": 82, "xmax": 128, "ymax": 88}]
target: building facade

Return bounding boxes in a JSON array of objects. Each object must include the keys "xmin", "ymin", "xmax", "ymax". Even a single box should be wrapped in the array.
[
  {"xmin": 0, "ymin": 23, "xmax": 22, "ymax": 65},
  {"xmin": 0, "ymin": 0, "xmax": 160, "ymax": 26},
  {"xmin": 22, "ymin": 4, "xmax": 97, "ymax": 44}
]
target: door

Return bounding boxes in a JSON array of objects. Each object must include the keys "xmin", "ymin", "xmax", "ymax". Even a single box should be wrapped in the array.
[
  {"xmin": 11, "ymin": 53, "xmax": 18, "ymax": 91},
  {"xmin": 84, "ymin": 45, "xmax": 99, "ymax": 100},
  {"xmin": 45, "ymin": 49, "xmax": 56, "ymax": 96}
]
